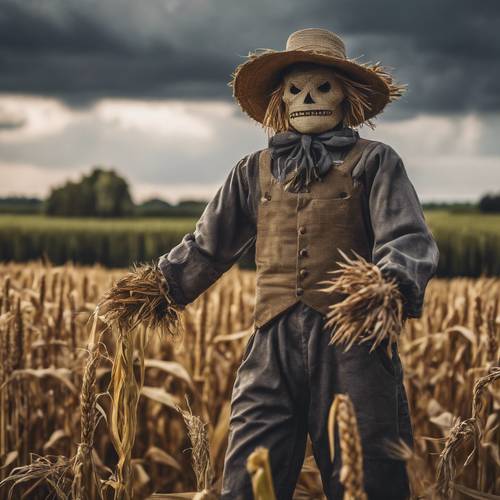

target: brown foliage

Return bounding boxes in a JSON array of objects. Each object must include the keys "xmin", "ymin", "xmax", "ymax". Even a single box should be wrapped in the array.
[{"xmin": 0, "ymin": 263, "xmax": 498, "ymax": 499}]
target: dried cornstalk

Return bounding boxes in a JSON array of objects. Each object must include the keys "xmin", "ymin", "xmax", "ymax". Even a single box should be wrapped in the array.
[
  {"xmin": 0, "ymin": 307, "xmax": 14, "ymax": 480},
  {"xmin": 108, "ymin": 325, "xmax": 147, "ymax": 500},
  {"xmin": 436, "ymin": 417, "xmax": 478, "ymax": 499},
  {"xmin": 0, "ymin": 453, "xmax": 72, "ymax": 500},
  {"xmin": 71, "ymin": 310, "xmax": 103, "ymax": 500},
  {"xmin": 471, "ymin": 367, "xmax": 500, "ymax": 418},
  {"xmin": 485, "ymin": 303, "xmax": 498, "ymax": 365},
  {"xmin": 322, "ymin": 250, "xmax": 403, "ymax": 352},
  {"xmin": 1, "ymin": 263, "xmax": 499, "ymax": 499},
  {"xmin": 246, "ymin": 447, "xmax": 277, "ymax": 500},
  {"xmin": 178, "ymin": 400, "xmax": 214, "ymax": 493},
  {"xmin": 436, "ymin": 367, "xmax": 500, "ymax": 499},
  {"xmin": 98, "ymin": 262, "xmax": 184, "ymax": 498},
  {"xmin": 328, "ymin": 394, "xmax": 367, "ymax": 500},
  {"xmin": 383, "ymin": 439, "xmax": 438, "ymax": 500}
]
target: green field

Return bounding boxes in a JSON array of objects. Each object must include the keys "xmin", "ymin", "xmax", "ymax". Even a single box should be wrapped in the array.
[
  {"xmin": 425, "ymin": 211, "xmax": 500, "ymax": 276},
  {"xmin": 0, "ymin": 214, "xmax": 197, "ymax": 267},
  {"xmin": 0, "ymin": 212, "xmax": 499, "ymax": 276}
]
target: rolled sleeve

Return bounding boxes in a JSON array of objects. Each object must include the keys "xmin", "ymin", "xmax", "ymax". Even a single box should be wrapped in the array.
[
  {"xmin": 360, "ymin": 143, "xmax": 440, "ymax": 318},
  {"xmin": 158, "ymin": 155, "xmax": 257, "ymax": 306}
]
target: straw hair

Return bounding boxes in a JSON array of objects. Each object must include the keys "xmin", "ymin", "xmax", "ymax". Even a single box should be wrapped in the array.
[{"xmin": 231, "ymin": 28, "xmax": 406, "ymax": 129}]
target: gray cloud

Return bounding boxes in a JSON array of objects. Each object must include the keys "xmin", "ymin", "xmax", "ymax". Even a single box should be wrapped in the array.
[
  {"xmin": 0, "ymin": 117, "xmax": 25, "ymax": 130},
  {"xmin": 0, "ymin": 105, "xmax": 26, "ymax": 129},
  {"xmin": 0, "ymin": 0, "xmax": 499, "ymax": 115}
]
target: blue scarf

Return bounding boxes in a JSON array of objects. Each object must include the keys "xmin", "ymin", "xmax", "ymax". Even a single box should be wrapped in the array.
[{"xmin": 268, "ymin": 126, "xmax": 359, "ymax": 193}]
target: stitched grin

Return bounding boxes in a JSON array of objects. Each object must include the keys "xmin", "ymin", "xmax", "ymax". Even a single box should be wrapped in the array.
[{"xmin": 290, "ymin": 110, "xmax": 333, "ymax": 119}]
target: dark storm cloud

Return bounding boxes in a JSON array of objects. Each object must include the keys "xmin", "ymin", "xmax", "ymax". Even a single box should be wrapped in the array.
[
  {"xmin": 1, "ymin": 0, "xmax": 499, "ymax": 114},
  {"xmin": 0, "ymin": 1, "xmax": 233, "ymax": 106}
]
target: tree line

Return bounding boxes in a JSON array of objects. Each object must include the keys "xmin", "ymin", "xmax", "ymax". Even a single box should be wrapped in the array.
[
  {"xmin": 1, "ymin": 167, "xmax": 500, "ymax": 217},
  {"xmin": 0, "ymin": 168, "xmax": 208, "ymax": 218}
]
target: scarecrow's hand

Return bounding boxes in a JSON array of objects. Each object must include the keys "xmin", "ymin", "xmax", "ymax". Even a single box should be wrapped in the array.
[
  {"xmin": 380, "ymin": 267, "xmax": 415, "ymax": 322},
  {"xmin": 323, "ymin": 251, "xmax": 404, "ymax": 351},
  {"xmin": 98, "ymin": 262, "xmax": 182, "ymax": 338}
]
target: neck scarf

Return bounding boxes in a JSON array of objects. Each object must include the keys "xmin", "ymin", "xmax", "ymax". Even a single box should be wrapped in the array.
[{"xmin": 268, "ymin": 126, "xmax": 359, "ymax": 193}]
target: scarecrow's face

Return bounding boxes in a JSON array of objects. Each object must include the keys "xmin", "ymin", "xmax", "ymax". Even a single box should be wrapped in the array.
[{"xmin": 282, "ymin": 64, "xmax": 345, "ymax": 134}]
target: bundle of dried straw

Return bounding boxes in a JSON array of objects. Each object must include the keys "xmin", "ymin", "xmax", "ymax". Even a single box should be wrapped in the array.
[
  {"xmin": 322, "ymin": 250, "xmax": 404, "ymax": 353},
  {"xmin": 98, "ymin": 263, "xmax": 182, "ymax": 338},
  {"xmin": 97, "ymin": 263, "xmax": 183, "ymax": 499}
]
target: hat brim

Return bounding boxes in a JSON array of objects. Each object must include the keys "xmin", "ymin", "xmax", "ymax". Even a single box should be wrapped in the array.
[{"xmin": 232, "ymin": 50, "xmax": 394, "ymax": 126}]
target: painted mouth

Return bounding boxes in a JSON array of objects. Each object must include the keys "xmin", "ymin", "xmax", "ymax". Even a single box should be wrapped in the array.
[{"xmin": 290, "ymin": 110, "xmax": 333, "ymax": 119}]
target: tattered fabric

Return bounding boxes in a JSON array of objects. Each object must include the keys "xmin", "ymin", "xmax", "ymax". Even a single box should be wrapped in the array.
[{"xmin": 268, "ymin": 126, "xmax": 359, "ymax": 192}]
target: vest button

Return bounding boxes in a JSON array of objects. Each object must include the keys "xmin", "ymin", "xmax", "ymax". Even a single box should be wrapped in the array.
[
  {"xmin": 296, "ymin": 287, "xmax": 304, "ymax": 296},
  {"xmin": 299, "ymin": 248, "xmax": 308, "ymax": 257},
  {"xmin": 298, "ymin": 226, "xmax": 306, "ymax": 235},
  {"xmin": 299, "ymin": 268, "xmax": 308, "ymax": 278}
]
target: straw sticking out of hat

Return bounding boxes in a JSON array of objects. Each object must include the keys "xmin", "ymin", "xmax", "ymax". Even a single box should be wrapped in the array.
[{"xmin": 230, "ymin": 28, "xmax": 406, "ymax": 128}]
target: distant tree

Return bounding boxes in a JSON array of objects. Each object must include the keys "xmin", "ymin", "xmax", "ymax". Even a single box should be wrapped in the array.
[
  {"xmin": 0, "ymin": 196, "xmax": 43, "ymax": 214},
  {"xmin": 176, "ymin": 200, "xmax": 207, "ymax": 209},
  {"xmin": 135, "ymin": 198, "xmax": 173, "ymax": 217},
  {"xmin": 94, "ymin": 170, "xmax": 134, "ymax": 217},
  {"xmin": 479, "ymin": 193, "xmax": 500, "ymax": 213},
  {"xmin": 46, "ymin": 168, "xmax": 134, "ymax": 217},
  {"xmin": 134, "ymin": 198, "xmax": 207, "ymax": 217},
  {"xmin": 422, "ymin": 201, "xmax": 477, "ymax": 213}
]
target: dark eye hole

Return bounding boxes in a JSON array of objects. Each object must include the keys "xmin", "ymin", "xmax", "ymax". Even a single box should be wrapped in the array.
[
  {"xmin": 318, "ymin": 81, "xmax": 331, "ymax": 92},
  {"xmin": 289, "ymin": 84, "xmax": 301, "ymax": 95}
]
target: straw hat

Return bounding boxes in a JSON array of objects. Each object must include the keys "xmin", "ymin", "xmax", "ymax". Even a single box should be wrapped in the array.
[{"xmin": 231, "ymin": 28, "xmax": 405, "ymax": 126}]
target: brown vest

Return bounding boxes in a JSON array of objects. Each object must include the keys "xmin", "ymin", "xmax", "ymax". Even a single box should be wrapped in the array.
[{"xmin": 254, "ymin": 138, "xmax": 374, "ymax": 328}]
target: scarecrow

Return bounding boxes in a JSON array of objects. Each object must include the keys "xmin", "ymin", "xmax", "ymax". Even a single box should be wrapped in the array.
[{"xmin": 102, "ymin": 28, "xmax": 439, "ymax": 500}]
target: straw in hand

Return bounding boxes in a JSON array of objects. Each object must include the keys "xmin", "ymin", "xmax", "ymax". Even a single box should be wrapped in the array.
[
  {"xmin": 98, "ymin": 262, "xmax": 182, "ymax": 338},
  {"xmin": 322, "ymin": 250, "xmax": 404, "ymax": 354}
]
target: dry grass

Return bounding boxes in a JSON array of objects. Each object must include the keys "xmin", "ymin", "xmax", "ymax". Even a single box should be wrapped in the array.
[
  {"xmin": 98, "ymin": 263, "xmax": 182, "ymax": 339},
  {"xmin": 0, "ymin": 262, "xmax": 498, "ymax": 499},
  {"xmin": 322, "ymin": 250, "xmax": 404, "ymax": 353},
  {"xmin": 178, "ymin": 399, "xmax": 214, "ymax": 493},
  {"xmin": 436, "ymin": 367, "xmax": 500, "ymax": 499},
  {"xmin": 71, "ymin": 311, "xmax": 104, "ymax": 500}
]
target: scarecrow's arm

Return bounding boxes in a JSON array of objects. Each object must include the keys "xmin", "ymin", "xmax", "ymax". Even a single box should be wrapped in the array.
[
  {"xmin": 158, "ymin": 155, "xmax": 256, "ymax": 307},
  {"xmin": 357, "ymin": 142, "xmax": 439, "ymax": 318}
]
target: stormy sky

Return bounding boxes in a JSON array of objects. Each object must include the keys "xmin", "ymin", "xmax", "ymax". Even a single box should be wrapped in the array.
[{"xmin": 1, "ymin": 0, "xmax": 499, "ymax": 202}]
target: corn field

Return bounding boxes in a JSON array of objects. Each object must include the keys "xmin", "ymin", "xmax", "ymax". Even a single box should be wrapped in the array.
[{"xmin": 0, "ymin": 262, "xmax": 498, "ymax": 499}]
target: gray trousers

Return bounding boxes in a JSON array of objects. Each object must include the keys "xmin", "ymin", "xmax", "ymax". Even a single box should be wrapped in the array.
[{"xmin": 221, "ymin": 302, "xmax": 413, "ymax": 500}]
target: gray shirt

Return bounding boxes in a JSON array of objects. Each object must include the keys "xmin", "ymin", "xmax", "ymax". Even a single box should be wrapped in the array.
[{"xmin": 159, "ymin": 140, "xmax": 440, "ymax": 318}]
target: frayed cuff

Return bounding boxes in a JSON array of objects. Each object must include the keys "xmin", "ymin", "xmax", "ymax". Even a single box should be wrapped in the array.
[
  {"xmin": 157, "ymin": 255, "xmax": 189, "ymax": 309},
  {"xmin": 380, "ymin": 265, "xmax": 423, "ymax": 319}
]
